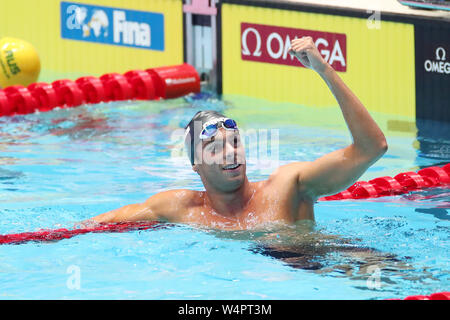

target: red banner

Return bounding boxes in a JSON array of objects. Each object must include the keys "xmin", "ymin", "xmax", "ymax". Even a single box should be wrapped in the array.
[{"xmin": 241, "ymin": 23, "xmax": 347, "ymax": 72}]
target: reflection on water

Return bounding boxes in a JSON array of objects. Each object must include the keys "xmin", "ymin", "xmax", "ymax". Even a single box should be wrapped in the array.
[
  {"xmin": 399, "ymin": 187, "xmax": 450, "ymax": 221},
  {"xmin": 0, "ymin": 168, "xmax": 23, "ymax": 181},
  {"xmin": 415, "ymin": 208, "xmax": 449, "ymax": 220},
  {"xmin": 48, "ymin": 113, "xmax": 113, "ymax": 140},
  {"xmin": 416, "ymin": 119, "xmax": 450, "ymax": 160},
  {"xmin": 205, "ymin": 221, "xmax": 421, "ymax": 289}
]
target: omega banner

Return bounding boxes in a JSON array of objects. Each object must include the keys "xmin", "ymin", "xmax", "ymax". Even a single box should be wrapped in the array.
[
  {"xmin": 414, "ymin": 22, "xmax": 450, "ymax": 160},
  {"xmin": 222, "ymin": 3, "xmax": 416, "ymax": 118},
  {"xmin": 415, "ymin": 22, "xmax": 450, "ymax": 123},
  {"xmin": 241, "ymin": 23, "xmax": 347, "ymax": 72}
]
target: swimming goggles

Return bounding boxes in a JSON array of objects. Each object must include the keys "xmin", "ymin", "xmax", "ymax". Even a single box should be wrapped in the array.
[{"xmin": 199, "ymin": 118, "xmax": 238, "ymax": 139}]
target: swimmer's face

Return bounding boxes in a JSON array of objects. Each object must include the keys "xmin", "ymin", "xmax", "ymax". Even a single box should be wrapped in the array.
[{"xmin": 193, "ymin": 128, "xmax": 246, "ymax": 191}]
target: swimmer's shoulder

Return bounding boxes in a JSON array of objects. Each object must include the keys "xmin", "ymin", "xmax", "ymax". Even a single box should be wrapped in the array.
[
  {"xmin": 266, "ymin": 162, "xmax": 309, "ymax": 186},
  {"xmin": 264, "ymin": 163, "xmax": 316, "ymax": 221},
  {"xmin": 144, "ymin": 189, "xmax": 203, "ymax": 222},
  {"xmin": 264, "ymin": 162, "xmax": 315, "ymax": 198}
]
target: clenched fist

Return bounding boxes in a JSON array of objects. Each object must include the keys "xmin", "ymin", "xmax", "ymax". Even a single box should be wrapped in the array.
[{"xmin": 289, "ymin": 36, "xmax": 331, "ymax": 74}]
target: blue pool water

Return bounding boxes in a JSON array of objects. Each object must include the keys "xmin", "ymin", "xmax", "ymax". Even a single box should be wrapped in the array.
[{"xmin": 0, "ymin": 94, "xmax": 448, "ymax": 299}]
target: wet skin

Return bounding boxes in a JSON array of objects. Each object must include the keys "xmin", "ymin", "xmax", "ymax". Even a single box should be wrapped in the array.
[{"xmin": 92, "ymin": 127, "xmax": 315, "ymax": 230}]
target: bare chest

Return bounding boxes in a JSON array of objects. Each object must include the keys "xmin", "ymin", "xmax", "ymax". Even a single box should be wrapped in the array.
[{"xmin": 180, "ymin": 185, "xmax": 313, "ymax": 230}]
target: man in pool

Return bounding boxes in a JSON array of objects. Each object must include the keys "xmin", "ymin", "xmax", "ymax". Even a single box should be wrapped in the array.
[{"xmin": 90, "ymin": 37, "xmax": 388, "ymax": 230}]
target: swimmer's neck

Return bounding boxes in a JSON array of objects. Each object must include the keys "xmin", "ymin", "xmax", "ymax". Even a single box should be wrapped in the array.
[{"xmin": 202, "ymin": 177, "xmax": 255, "ymax": 218}]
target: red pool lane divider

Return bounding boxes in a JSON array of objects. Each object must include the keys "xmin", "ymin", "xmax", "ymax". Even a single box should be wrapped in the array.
[
  {"xmin": 389, "ymin": 291, "xmax": 450, "ymax": 300},
  {"xmin": 147, "ymin": 65, "xmax": 201, "ymax": 99},
  {"xmin": 319, "ymin": 163, "xmax": 450, "ymax": 201},
  {"xmin": 0, "ymin": 221, "xmax": 160, "ymax": 245},
  {"xmin": 0, "ymin": 63, "xmax": 200, "ymax": 117}
]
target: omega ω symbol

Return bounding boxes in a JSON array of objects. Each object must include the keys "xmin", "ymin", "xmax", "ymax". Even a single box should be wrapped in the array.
[{"xmin": 435, "ymin": 47, "xmax": 446, "ymax": 61}]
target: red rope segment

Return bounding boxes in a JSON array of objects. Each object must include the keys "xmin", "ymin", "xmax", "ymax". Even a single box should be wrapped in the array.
[
  {"xmin": 0, "ymin": 221, "xmax": 159, "ymax": 245},
  {"xmin": 388, "ymin": 291, "xmax": 450, "ymax": 300},
  {"xmin": 319, "ymin": 163, "xmax": 450, "ymax": 201},
  {"xmin": 0, "ymin": 63, "xmax": 200, "ymax": 117}
]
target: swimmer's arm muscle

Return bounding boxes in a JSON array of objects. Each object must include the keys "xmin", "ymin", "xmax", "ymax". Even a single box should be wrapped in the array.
[
  {"xmin": 90, "ymin": 202, "xmax": 157, "ymax": 224},
  {"xmin": 89, "ymin": 190, "xmax": 180, "ymax": 224},
  {"xmin": 294, "ymin": 145, "xmax": 384, "ymax": 200}
]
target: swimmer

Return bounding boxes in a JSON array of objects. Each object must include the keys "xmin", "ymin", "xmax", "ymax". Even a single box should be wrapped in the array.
[{"xmin": 88, "ymin": 37, "xmax": 388, "ymax": 230}]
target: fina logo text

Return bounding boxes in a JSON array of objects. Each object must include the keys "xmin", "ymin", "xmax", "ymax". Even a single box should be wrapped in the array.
[{"xmin": 61, "ymin": 2, "xmax": 164, "ymax": 51}]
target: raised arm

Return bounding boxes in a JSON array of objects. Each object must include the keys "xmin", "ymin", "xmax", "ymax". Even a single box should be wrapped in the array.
[{"xmin": 288, "ymin": 37, "xmax": 387, "ymax": 200}]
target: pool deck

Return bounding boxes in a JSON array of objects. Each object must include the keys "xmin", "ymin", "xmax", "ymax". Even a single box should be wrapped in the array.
[{"xmin": 257, "ymin": 0, "xmax": 450, "ymax": 20}]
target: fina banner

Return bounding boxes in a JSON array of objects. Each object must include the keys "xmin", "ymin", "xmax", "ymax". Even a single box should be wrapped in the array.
[{"xmin": 60, "ymin": 1, "xmax": 165, "ymax": 51}]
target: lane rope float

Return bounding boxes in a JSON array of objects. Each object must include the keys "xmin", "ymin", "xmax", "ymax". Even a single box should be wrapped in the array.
[
  {"xmin": 0, "ymin": 63, "xmax": 200, "ymax": 117},
  {"xmin": 319, "ymin": 163, "xmax": 450, "ymax": 201},
  {"xmin": 0, "ymin": 221, "xmax": 160, "ymax": 245},
  {"xmin": 389, "ymin": 291, "xmax": 450, "ymax": 300}
]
